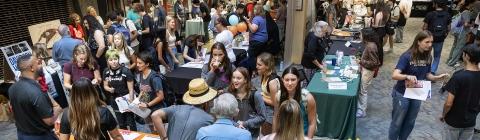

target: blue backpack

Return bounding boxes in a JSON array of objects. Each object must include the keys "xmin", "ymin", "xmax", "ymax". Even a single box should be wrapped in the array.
[{"xmin": 112, "ymin": 23, "xmax": 131, "ymax": 45}]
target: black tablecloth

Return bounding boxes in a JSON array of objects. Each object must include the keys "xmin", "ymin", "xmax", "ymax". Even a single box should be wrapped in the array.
[
  {"xmin": 233, "ymin": 48, "xmax": 247, "ymax": 66},
  {"xmin": 165, "ymin": 67, "xmax": 202, "ymax": 96},
  {"xmin": 327, "ymin": 40, "xmax": 364, "ymax": 56}
]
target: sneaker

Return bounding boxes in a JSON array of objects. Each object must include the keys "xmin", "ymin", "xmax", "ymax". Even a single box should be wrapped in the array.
[
  {"xmin": 356, "ymin": 110, "xmax": 366, "ymax": 118},
  {"xmin": 475, "ymin": 129, "xmax": 480, "ymax": 134}
]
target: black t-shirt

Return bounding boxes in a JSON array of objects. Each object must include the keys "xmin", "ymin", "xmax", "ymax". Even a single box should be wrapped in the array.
[
  {"xmin": 423, "ymin": 10, "xmax": 452, "ymax": 42},
  {"xmin": 103, "ymin": 66, "xmax": 134, "ymax": 97},
  {"xmin": 8, "ymin": 77, "xmax": 54, "ymax": 134},
  {"xmin": 444, "ymin": 70, "xmax": 480, "ymax": 128},
  {"xmin": 200, "ymin": 3, "xmax": 211, "ymax": 22},
  {"xmin": 302, "ymin": 32, "xmax": 327, "ymax": 69},
  {"xmin": 141, "ymin": 15, "xmax": 154, "ymax": 39},
  {"xmin": 60, "ymin": 107, "xmax": 117, "ymax": 140}
]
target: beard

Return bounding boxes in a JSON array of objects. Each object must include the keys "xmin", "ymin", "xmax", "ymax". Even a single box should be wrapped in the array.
[{"xmin": 34, "ymin": 68, "xmax": 44, "ymax": 78}]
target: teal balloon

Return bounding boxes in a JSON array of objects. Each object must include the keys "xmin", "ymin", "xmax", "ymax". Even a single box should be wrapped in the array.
[{"xmin": 229, "ymin": 15, "xmax": 239, "ymax": 25}]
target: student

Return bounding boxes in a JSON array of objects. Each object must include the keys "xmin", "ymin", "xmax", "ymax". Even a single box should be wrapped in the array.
[
  {"xmin": 389, "ymin": 31, "xmax": 449, "ymax": 140},
  {"xmin": 59, "ymin": 78, "xmax": 123, "ymax": 140},
  {"xmin": 422, "ymin": 0, "xmax": 451, "ymax": 74},
  {"xmin": 202, "ymin": 42, "xmax": 235, "ymax": 91},
  {"xmin": 63, "ymin": 44, "xmax": 102, "ymax": 90},
  {"xmin": 255, "ymin": 52, "xmax": 280, "ymax": 135},
  {"xmin": 183, "ymin": 34, "xmax": 205, "ymax": 63},
  {"xmin": 103, "ymin": 50, "xmax": 136, "ymax": 131},
  {"xmin": 276, "ymin": 66, "xmax": 317, "ymax": 139},
  {"xmin": 111, "ymin": 32, "xmax": 136, "ymax": 70},
  {"xmin": 227, "ymin": 67, "xmax": 266, "ymax": 137},
  {"xmin": 441, "ymin": 46, "xmax": 480, "ymax": 140},
  {"xmin": 261, "ymin": 99, "xmax": 311, "ymax": 140}
]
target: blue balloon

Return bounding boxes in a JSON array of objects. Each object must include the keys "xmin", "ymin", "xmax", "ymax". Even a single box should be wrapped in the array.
[{"xmin": 229, "ymin": 15, "xmax": 239, "ymax": 26}]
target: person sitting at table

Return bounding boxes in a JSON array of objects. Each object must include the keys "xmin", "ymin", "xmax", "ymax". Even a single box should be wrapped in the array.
[
  {"xmin": 255, "ymin": 52, "xmax": 280, "ymax": 136},
  {"xmin": 275, "ymin": 66, "xmax": 317, "ymax": 139},
  {"xmin": 63, "ymin": 44, "xmax": 102, "ymax": 90},
  {"xmin": 261, "ymin": 99, "xmax": 311, "ymax": 140},
  {"xmin": 183, "ymin": 34, "xmax": 206, "ymax": 63},
  {"xmin": 135, "ymin": 51, "xmax": 166, "ymax": 133},
  {"xmin": 102, "ymin": 49, "xmax": 136, "ymax": 131},
  {"xmin": 356, "ymin": 28, "xmax": 383, "ymax": 118},
  {"xmin": 111, "ymin": 32, "xmax": 136, "ymax": 70},
  {"xmin": 196, "ymin": 93, "xmax": 252, "ymax": 139},
  {"xmin": 301, "ymin": 21, "xmax": 331, "ymax": 81},
  {"xmin": 389, "ymin": 31, "xmax": 449, "ymax": 140},
  {"xmin": 214, "ymin": 17, "xmax": 236, "ymax": 62},
  {"xmin": 242, "ymin": 4, "xmax": 268, "ymax": 72},
  {"xmin": 202, "ymin": 42, "xmax": 235, "ymax": 92},
  {"xmin": 59, "ymin": 78, "xmax": 123, "ymax": 140},
  {"xmin": 151, "ymin": 78, "xmax": 217, "ymax": 140},
  {"xmin": 226, "ymin": 67, "xmax": 266, "ymax": 138}
]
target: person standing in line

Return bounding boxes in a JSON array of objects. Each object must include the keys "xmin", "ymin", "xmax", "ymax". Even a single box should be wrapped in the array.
[
  {"xmin": 83, "ymin": 15, "xmax": 108, "ymax": 71},
  {"xmin": 422, "ymin": 0, "xmax": 452, "ymax": 75},
  {"xmin": 395, "ymin": 0, "xmax": 412, "ymax": 43},
  {"xmin": 384, "ymin": 0, "xmax": 399, "ymax": 52},
  {"xmin": 53, "ymin": 24, "xmax": 82, "ymax": 68},
  {"xmin": 389, "ymin": 31, "xmax": 449, "ymax": 140},
  {"xmin": 440, "ymin": 46, "xmax": 480, "ymax": 140},
  {"xmin": 9, "ymin": 54, "xmax": 63, "ymax": 140},
  {"xmin": 151, "ymin": 78, "xmax": 217, "ymax": 140},
  {"xmin": 196, "ymin": 93, "xmax": 252, "ymax": 140},
  {"xmin": 356, "ymin": 28, "xmax": 383, "ymax": 118}
]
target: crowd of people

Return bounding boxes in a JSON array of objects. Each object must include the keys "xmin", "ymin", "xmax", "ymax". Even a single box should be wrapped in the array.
[{"xmin": 4, "ymin": 0, "xmax": 480, "ymax": 140}]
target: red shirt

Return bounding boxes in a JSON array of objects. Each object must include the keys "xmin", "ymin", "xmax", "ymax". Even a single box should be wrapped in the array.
[
  {"xmin": 246, "ymin": 3, "xmax": 255, "ymax": 17},
  {"xmin": 68, "ymin": 24, "xmax": 85, "ymax": 40}
]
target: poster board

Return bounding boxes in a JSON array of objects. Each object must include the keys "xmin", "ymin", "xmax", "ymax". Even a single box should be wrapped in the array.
[
  {"xmin": 28, "ymin": 20, "xmax": 61, "ymax": 49},
  {"xmin": 0, "ymin": 41, "xmax": 32, "ymax": 81}
]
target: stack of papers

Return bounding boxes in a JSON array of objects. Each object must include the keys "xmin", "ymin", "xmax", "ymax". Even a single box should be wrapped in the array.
[
  {"xmin": 122, "ymin": 132, "xmax": 141, "ymax": 140},
  {"xmin": 181, "ymin": 62, "xmax": 204, "ymax": 69}
]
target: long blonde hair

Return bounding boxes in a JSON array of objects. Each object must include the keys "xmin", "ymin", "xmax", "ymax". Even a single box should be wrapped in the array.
[
  {"xmin": 166, "ymin": 16, "xmax": 176, "ymax": 40},
  {"xmin": 68, "ymin": 78, "xmax": 106, "ymax": 140},
  {"xmin": 112, "ymin": 32, "xmax": 132, "ymax": 59},
  {"xmin": 274, "ymin": 99, "xmax": 305, "ymax": 140}
]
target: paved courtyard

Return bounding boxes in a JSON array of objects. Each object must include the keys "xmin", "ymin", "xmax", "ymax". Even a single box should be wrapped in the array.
[{"xmin": 355, "ymin": 18, "xmax": 480, "ymax": 140}]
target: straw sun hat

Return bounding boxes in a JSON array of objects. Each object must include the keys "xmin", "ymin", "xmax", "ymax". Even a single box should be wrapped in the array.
[{"xmin": 183, "ymin": 78, "xmax": 218, "ymax": 105}]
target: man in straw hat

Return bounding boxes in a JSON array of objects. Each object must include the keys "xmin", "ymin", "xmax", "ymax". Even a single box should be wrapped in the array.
[{"xmin": 151, "ymin": 78, "xmax": 217, "ymax": 140}]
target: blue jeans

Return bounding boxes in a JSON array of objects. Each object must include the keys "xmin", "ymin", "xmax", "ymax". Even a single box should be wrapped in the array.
[
  {"xmin": 17, "ymin": 130, "xmax": 57, "ymax": 140},
  {"xmin": 431, "ymin": 42, "xmax": 444, "ymax": 74},
  {"xmin": 388, "ymin": 89, "xmax": 422, "ymax": 140}
]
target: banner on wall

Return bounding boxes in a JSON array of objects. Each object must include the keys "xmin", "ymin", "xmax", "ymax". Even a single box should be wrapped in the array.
[
  {"xmin": 28, "ymin": 20, "xmax": 61, "ymax": 49},
  {"xmin": 0, "ymin": 41, "xmax": 32, "ymax": 80}
]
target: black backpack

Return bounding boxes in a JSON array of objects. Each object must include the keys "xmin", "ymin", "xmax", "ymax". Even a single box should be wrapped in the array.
[
  {"xmin": 149, "ymin": 72, "xmax": 177, "ymax": 107},
  {"xmin": 153, "ymin": 6, "xmax": 166, "ymax": 35},
  {"xmin": 428, "ymin": 11, "xmax": 450, "ymax": 39}
]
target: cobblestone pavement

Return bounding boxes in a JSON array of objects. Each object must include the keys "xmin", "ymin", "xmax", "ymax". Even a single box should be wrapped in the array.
[{"xmin": 355, "ymin": 18, "xmax": 480, "ymax": 140}]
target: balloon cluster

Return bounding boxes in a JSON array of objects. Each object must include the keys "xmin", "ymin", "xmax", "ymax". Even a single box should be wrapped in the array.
[{"xmin": 228, "ymin": 15, "xmax": 248, "ymax": 36}]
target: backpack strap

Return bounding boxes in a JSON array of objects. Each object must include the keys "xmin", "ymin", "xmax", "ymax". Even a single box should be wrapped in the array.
[{"xmin": 248, "ymin": 90, "xmax": 257, "ymax": 111}]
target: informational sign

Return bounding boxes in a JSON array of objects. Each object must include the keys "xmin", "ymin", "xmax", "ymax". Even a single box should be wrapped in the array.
[
  {"xmin": 0, "ymin": 41, "xmax": 32, "ymax": 80},
  {"xmin": 28, "ymin": 20, "xmax": 61, "ymax": 49}
]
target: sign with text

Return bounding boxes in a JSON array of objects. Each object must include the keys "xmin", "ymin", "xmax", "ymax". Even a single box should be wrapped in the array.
[{"xmin": 1, "ymin": 41, "xmax": 32, "ymax": 80}]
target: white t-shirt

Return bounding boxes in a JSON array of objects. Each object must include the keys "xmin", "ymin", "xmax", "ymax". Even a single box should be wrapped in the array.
[
  {"xmin": 119, "ymin": 46, "xmax": 134, "ymax": 67},
  {"xmin": 214, "ymin": 30, "xmax": 236, "ymax": 62},
  {"xmin": 391, "ymin": 5, "xmax": 400, "ymax": 22},
  {"xmin": 121, "ymin": 19, "xmax": 140, "ymax": 47}
]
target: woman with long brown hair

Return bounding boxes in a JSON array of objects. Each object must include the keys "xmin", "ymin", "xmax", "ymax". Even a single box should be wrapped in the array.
[
  {"xmin": 276, "ymin": 66, "xmax": 317, "ymax": 139},
  {"xmin": 202, "ymin": 42, "xmax": 235, "ymax": 91},
  {"xmin": 262, "ymin": 99, "xmax": 310, "ymax": 140},
  {"xmin": 59, "ymin": 78, "xmax": 123, "ymax": 140},
  {"xmin": 227, "ymin": 67, "xmax": 266, "ymax": 138},
  {"xmin": 63, "ymin": 44, "xmax": 101, "ymax": 90},
  {"xmin": 389, "ymin": 31, "xmax": 449, "ymax": 139}
]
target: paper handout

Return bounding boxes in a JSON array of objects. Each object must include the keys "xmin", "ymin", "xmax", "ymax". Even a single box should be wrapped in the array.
[{"xmin": 404, "ymin": 81, "xmax": 431, "ymax": 101}]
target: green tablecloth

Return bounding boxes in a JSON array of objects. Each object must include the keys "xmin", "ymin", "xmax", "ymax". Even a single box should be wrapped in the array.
[
  {"xmin": 306, "ymin": 55, "xmax": 360, "ymax": 139},
  {"xmin": 185, "ymin": 20, "xmax": 205, "ymax": 37}
]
